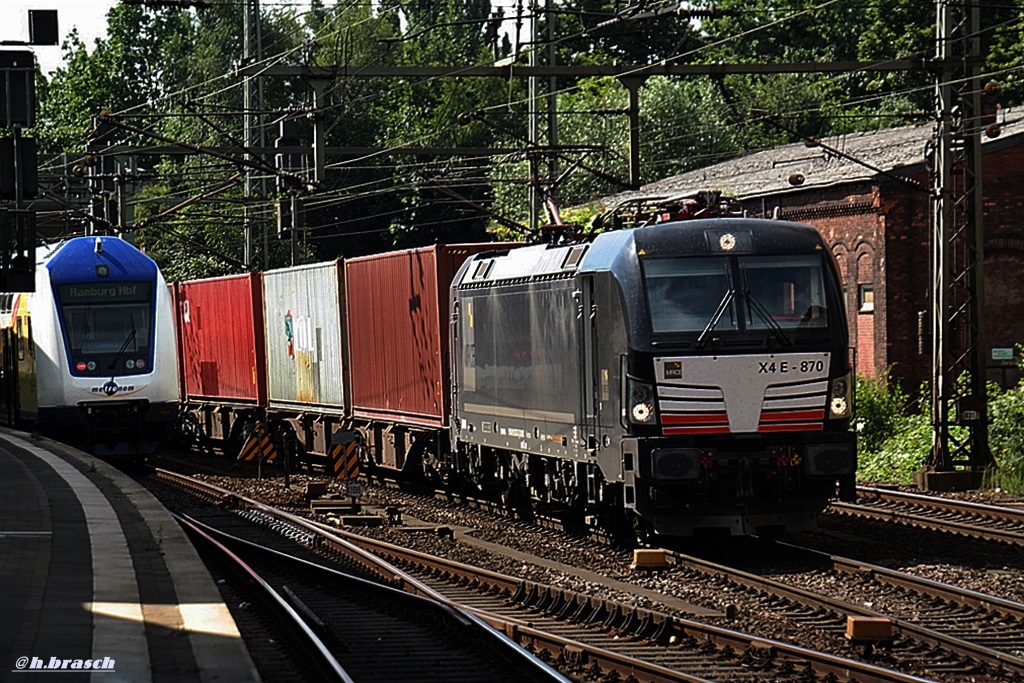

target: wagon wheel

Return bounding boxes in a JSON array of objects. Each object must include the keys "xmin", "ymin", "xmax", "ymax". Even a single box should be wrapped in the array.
[{"xmin": 176, "ymin": 409, "xmax": 213, "ymax": 455}]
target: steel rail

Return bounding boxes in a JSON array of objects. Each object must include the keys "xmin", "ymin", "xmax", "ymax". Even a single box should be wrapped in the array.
[
  {"xmin": 857, "ymin": 486, "xmax": 1024, "ymax": 524},
  {"xmin": 175, "ymin": 513, "xmax": 355, "ymax": 683},
  {"xmin": 177, "ymin": 511, "xmax": 571, "ymax": 683},
  {"xmin": 831, "ymin": 488, "xmax": 1024, "ymax": 546},
  {"xmin": 156, "ymin": 469, "xmax": 708, "ymax": 683},
  {"xmin": 801, "ymin": 545, "xmax": 1024, "ymax": 621}
]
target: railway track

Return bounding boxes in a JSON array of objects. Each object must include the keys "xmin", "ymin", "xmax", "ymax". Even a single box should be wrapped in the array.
[
  {"xmin": 177, "ymin": 511, "xmax": 566, "ymax": 683},
  {"xmin": 830, "ymin": 487, "xmax": 1024, "ymax": 546},
  {"xmin": 177, "ymin": 515, "xmax": 356, "ymax": 682},
  {"xmin": 663, "ymin": 542, "xmax": 1024, "ymax": 680},
  {"xmin": 780, "ymin": 542, "xmax": 1024, "ymax": 656},
  {"xmin": 151, "ymin": 467, "xmax": 942, "ymax": 683}
]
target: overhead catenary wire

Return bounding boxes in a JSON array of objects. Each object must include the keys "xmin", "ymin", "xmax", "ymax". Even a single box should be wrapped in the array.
[{"xmin": 44, "ymin": 0, "xmax": 1024, "ymax": 243}]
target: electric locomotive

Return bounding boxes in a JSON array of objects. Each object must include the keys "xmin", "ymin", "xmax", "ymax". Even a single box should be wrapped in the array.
[
  {"xmin": 0, "ymin": 236, "xmax": 178, "ymax": 456},
  {"xmin": 449, "ymin": 217, "xmax": 856, "ymax": 536}
]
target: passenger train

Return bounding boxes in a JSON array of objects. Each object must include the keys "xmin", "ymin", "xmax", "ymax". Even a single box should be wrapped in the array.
[
  {"xmin": 176, "ymin": 212, "xmax": 857, "ymax": 538},
  {"xmin": 0, "ymin": 236, "xmax": 179, "ymax": 456}
]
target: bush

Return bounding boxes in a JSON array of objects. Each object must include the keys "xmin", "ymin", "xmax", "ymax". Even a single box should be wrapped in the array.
[
  {"xmin": 853, "ymin": 374, "xmax": 930, "ymax": 484},
  {"xmin": 854, "ymin": 352, "xmax": 1024, "ymax": 493},
  {"xmin": 857, "ymin": 412, "xmax": 932, "ymax": 484},
  {"xmin": 987, "ymin": 380, "xmax": 1024, "ymax": 494},
  {"xmin": 853, "ymin": 374, "xmax": 911, "ymax": 454}
]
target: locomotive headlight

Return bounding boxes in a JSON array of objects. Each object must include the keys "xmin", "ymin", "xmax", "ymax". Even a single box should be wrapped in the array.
[
  {"xmin": 830, "ymin": 397, "xmax": 848, "ymax": 416},
  {"xmin": 626, "ymin": 377, "xmax": 657, "ymax": 425},
  {"xmin": 829, "ymin": 373, "xmax": 852, "ymax": 418},
  {"xmin": 632, "ymin": 402, "xmax": 654, "ymax": 422}
]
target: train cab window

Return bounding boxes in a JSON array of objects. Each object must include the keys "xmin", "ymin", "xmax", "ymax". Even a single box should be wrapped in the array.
[
  {"xmin": 644, "ymin": 257, "xmax": 736, "ymax": 334},
  {"xmin": 739, "ymin": 255, "xmax": 830, "ymax": 330},
  {"xmin": 54, "ymin": 281, "xmax": 153, "ymax": 376}
]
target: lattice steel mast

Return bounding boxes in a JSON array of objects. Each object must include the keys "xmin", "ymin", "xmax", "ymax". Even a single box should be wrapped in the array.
[{"xmin": 925, "ymin": 0, "xmax": 992, "ymax": 486}]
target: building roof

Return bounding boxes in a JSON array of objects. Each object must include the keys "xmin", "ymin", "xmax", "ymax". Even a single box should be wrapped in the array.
[{"xmin": 600, "ymin": 110, "xmax": 1024, "ymax": 208}]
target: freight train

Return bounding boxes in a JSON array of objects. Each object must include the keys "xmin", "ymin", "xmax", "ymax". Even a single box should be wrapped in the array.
[
  {"xmin": 0, "ymin": 236, "xmax": 179, "ymax": 456},
  {"xmin": 176, "ymin": 215, "xmax": 857, "ymax": 538}
]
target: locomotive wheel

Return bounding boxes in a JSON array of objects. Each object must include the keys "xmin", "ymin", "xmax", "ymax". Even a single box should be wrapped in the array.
[{"xmin": 630, "ymin": 511, "xmax": 656, "ymax": 547}]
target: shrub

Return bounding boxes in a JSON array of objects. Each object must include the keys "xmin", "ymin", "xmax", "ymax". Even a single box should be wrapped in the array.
[
  {"xmin": 987, "ymin": 379, "xmax": 1024, "ymax": 494},
  {"xmin": 853, "ymin": 373, "xmax": 912, "ymax": 454},
  {"xmin": 857, "ymin": 412, "xmax": 932, "ymax": 484},
  {"xmin": 854, "ymin": 350, "xmax": 1024, "ymax": 493},
  {"xmin": 853, "ymin": 374, "xmax": 932, "ymax": 485}
]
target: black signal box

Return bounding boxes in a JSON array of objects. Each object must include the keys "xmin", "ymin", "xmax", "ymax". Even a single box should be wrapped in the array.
[{"xmin": 29, "ymin": 11, "xmax": 59, "ymax": 46}]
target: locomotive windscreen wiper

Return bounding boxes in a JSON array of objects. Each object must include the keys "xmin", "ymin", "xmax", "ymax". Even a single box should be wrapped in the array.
[
  {"xmin": 743, "ymin": 289, "xmax": 792, "ymax": 347},
  {"xmin": 696, "ymin": 289, "xmax": 735, "ymax": 350}
]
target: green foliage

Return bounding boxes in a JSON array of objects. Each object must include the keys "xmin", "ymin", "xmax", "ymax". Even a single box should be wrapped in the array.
[
  {"xmin": 853, "ymin": 374, "xmax": 930, "ymax": 484},
  {"xmin": 853, "ymin": 374, "xmax": 910, "ymax": 454},
  {"xmin": 985, "ymin": 351, "xmax": 1024, "ymax": 493},
  {"xmin": 857, "ymin": 412, "xmax": 932, "ymax": 485},
  {"xmin": 855, "ymin": 353, "xmax": 1024, "ymax": 493},
  {"xmin": 31, "ymin": 0, "xmax": 1024, "ymax": 275}
]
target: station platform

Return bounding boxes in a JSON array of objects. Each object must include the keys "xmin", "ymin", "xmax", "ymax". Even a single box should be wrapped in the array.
[{"xmin": 0, "ymin": 429, "xmax": 260, "ymax": 682}]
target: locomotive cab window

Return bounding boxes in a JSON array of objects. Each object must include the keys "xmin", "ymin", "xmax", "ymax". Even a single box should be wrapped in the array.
[
  {"xmin": 55, "ymin": 281, "xmax": 154, "ymax": 376},
  {"xmin": 644, "ymin": 257, "xmax": 736, "ymax": 334},
  {"xmin": 739, "ymin": 255, "xmax": 830, "ymax": 330},
  {"xmin": 643, "ymin": 253, "xmax": 837, "ymax": 340}
]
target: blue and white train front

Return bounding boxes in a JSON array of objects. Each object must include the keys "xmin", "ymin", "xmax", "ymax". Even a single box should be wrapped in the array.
[{"xmin": 35, "ymin": 236, "xmax": 178, "ymax": 456}]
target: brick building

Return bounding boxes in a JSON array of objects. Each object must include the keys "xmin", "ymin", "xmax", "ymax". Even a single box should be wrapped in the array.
[{"xmin": 599, "ymin": 114, "xmax": 1024, "ymax": 391}]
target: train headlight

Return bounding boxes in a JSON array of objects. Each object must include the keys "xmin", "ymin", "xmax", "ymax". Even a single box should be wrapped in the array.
[
  {"xmin": 830, "ymin": 397, "xmax": 848, "ymax": 416},
  {"xmin": 626, "ymin": 378, "xmax": 658, "ymax": 425},
  {"xmin": 632, "ymin": 403, "xmax": 654, "ymax": 422},
  {"xmin": 829, "ymin": 373, "xmax": 852, "ymax": 418}
]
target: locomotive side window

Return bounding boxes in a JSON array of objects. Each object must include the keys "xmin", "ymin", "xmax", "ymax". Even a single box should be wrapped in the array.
[
  {"xmin": 54, "ymin": 281, "xmax": 154, "ymax": 376},
  {"xmin": 739, "ymin": 255, "xmax": 829, "ymax": 330},
  {"xmin": 643, "ymin": 257, "xmax": 736, "ymax": 334}
]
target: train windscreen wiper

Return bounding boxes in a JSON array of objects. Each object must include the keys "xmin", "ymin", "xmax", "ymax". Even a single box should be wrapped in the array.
[
  {"xmin": 108, "ymin": 316, "xmax": 138, "ymax": 371},
  {"xmin": 696, "ymin": 289, "xmax": 735, "ymax": 350},
  {"xmin": 743, "ymin": 289, "xmax": 792, "ymax": 348}
]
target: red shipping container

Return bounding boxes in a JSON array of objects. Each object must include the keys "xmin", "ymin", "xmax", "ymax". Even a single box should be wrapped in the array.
[
  {"xmin": 176, "ymin": 273, "xmax": 266, "ymax": 404},
  {"xmin": 345, "ymin": 244, "xmax": 512, "ymax": 427}
]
